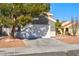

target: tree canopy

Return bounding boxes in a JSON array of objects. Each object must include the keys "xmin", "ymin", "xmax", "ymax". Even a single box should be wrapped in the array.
[
  {"xmin": 0, "ymin": 3, "xmax": 50, "ymax": 27},
  {"xmin": 0, "ymin": 3, "xmax": 50, "ymax": 37}
]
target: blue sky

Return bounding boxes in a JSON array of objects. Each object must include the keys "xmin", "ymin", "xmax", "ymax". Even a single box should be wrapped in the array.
[{"xmin": 50, "ymin": 3, "xmax": 79, "ymax": 21}]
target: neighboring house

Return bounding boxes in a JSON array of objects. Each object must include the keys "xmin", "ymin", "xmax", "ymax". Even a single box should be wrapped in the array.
[{"xmin": 61, "ymin": 21, "xmax": 79, "ymax": 35}]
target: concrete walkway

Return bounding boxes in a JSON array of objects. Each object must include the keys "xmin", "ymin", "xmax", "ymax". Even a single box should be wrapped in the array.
[{"xmin": 0, "ymin": 38, "xmax": 79, "ymax": 56}]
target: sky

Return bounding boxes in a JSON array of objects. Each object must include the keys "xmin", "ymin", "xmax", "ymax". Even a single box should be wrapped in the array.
[{"xmin": 50, "ymin": 3, "xmax": 79, "ymax": 21}]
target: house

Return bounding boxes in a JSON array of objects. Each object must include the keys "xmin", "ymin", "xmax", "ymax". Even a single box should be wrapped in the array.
[
  {"xmin": 15, "ymin": 12, "xmax": 56, "ymax": 39},
  {"xmin": 61, "ymin": 21, "xmax": 79, "ymax": 35},
  {"xmin": 46, "ymin": 12, "xmax": 56, "ymax": 37}
]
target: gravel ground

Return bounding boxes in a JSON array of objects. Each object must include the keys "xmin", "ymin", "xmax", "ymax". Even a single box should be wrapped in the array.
[
  {"xmin": 55, "ymin": 35, "xmax": 79, "ymax": 44},
  {"xmin": 0, "ymin": 37, "xmax": 25, "ymax": 48}
]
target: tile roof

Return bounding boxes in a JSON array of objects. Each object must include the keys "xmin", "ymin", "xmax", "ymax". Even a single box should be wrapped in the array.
[{"xmin": 61, "ymin": 21, "xmax": 79, "ymax": 28}]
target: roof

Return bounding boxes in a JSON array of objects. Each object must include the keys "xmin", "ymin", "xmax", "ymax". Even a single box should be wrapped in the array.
[
  {"xmin": 62, "ymin": 21, "xmax": 79, "ymax": 28},
  {"xmin": 45, "ymin": 12, "xmax": 56, "ymax": 22},
  {"xmin": 43, "ymin": 12, "xmax": 53, "ymax": 16},
  {"xmin": 46, "ymin": 12, "xmax": 53, "ymax": 16},
  {"xmin": 48, "ymin": 17, "xmax": 56, "ymax": 22}
]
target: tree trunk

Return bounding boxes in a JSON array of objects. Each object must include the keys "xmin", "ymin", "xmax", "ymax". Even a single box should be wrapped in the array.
[
  {"xmin": 0, "ymin": 25, "xmax": 3, "ymax": 36},
  {"xmin": 11, "ymin": 25, "xmax": 15, "ymax": 38},
  {"xmin": 10, "ymin": 14, "xmax": 17, "ymax": 38}
]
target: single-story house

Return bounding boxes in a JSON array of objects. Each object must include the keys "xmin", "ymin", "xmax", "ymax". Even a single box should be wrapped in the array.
[
  {"xmin": 61, "ymin": 21, "xmax": 79, "ymax": 35},
  {"xmin": 15, "ymin": 12, "xmax": 56, "ymax": 39}
]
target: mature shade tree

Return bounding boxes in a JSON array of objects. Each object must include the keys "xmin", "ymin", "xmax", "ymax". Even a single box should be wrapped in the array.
[{"xmin": 0, "ymin": 3, "xmax": 50, "ymax": 38}]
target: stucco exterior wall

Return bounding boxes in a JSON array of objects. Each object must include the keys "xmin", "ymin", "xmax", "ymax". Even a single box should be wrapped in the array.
[{"xmin": 69, "ymin": 27, "xmax": 79, "ymax": 35}]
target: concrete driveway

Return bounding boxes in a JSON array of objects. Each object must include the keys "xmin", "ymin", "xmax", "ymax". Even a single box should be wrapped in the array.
[{"xmin": 0, "ymin": 38, "xmax": 79, "ymax": 56}]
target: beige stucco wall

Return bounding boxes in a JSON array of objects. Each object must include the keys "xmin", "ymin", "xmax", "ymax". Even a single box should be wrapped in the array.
[
  {"xmin": 69, "ymin": 27, "xmax": 79, "ymax": 35},
  {"xmin": 76, "ymin": 29, "xmax": 79, "ymax": 35}
]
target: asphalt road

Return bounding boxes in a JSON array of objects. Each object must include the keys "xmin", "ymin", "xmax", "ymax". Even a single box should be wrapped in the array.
[{"xmin": 16, "ymin": 52, "xmax": 67, "ymax": 56}]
